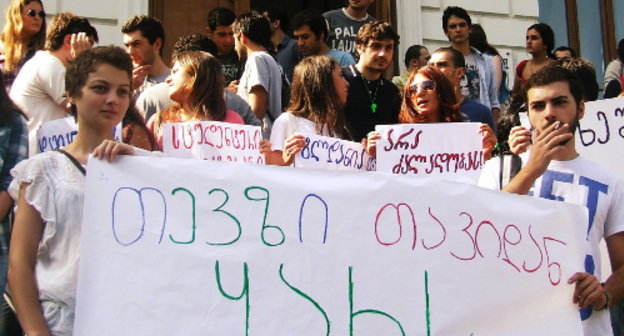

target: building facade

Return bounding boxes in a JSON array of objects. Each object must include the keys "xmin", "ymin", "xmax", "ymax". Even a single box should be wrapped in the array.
[{"xmin": 1, "ymin": 0, "xmax": 619, "ymax": 89}]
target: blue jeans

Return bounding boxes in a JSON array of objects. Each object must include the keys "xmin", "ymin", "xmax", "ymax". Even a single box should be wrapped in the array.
[
  {"xmin": 612, "ymin": 301, "xmax": 624, "ymax": 336},
  {"xmin": 0, "ymin": 230, "xmax": 7, "ymax": 293}
]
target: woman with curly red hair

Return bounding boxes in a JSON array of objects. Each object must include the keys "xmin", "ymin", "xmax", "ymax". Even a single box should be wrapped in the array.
[
  {"xmin": 367, "ymin": 66, "xmax": 495, "ymax": 159},
  {"xmin": 398, "ymin": 66, "xmax": 463, "ymax": 123}
]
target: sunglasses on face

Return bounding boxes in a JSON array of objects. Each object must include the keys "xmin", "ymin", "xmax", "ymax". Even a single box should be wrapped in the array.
[
  {"xmin": 408, "ymin": 80, "xmax": 436, "ymax": 93},
  {"xmin": 25, "ymin": 9, "xmax": 45, "ymax": 19}
]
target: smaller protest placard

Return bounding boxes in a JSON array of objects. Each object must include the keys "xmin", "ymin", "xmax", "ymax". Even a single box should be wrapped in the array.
[
  {"xmin": 376, "ymin": 123, "xmax": 483, "ymax": 182},
  {"xmin": 519, "ymin": 112, "xmax": 530, "ymax": 130},
  {"xmin": 574, "ymin": 97, "xmax": 624, "ymax": 281},
  {"xmin": 161, "ymin": 121, "xmax": 263, "ymax": 164},
  {"xmin": 294, "ymin": 133, "xmax": 375, "ymax": 171},
  {"xmin": 576, "ymin": 97, "xmax": 624, "ymax": 177},
  {"xmin": 37, "ymin": 117, "xmax": 120, "ymax": 153}
]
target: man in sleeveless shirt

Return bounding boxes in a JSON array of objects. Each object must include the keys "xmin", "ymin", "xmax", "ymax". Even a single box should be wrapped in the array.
[{"xmin": 323, "ymin": 0, "xmax": 375, "ymax": 61}]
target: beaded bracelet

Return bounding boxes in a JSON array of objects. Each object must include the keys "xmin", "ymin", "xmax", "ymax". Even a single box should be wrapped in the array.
[{"xmin": 593, "ymin": 284, "xmax": 611, "ymax": 311}]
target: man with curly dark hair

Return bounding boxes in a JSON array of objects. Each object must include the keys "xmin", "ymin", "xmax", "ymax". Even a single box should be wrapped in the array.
[{"xmin": 342, "ymin": 20, "xmax": 400, "ymax": 142}]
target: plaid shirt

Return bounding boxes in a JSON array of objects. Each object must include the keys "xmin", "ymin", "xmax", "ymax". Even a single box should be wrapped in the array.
[{"xmin": 0, "ymin": 112, "xmax": 28, "ymax": 191}]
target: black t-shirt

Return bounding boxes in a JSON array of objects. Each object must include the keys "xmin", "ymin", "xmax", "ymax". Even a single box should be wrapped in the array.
[
  {"xmin": 343, "ymin": 65, "xmax": 401, "ymax": 141},
  {"xmin": 604, "ymin": 78, "xmax": 622, "ymax": 99},
  {"xmin": 217, "ymin": 51, "xmax": 242, "ymax": 85}
]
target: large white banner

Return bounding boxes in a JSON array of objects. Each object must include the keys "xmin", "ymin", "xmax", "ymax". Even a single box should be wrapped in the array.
[
  {"xmin": 37, "ymin": 117, "xmax": 121, "ymax": 153},
  {"xmin": 75, "ymin": 157, "xmax": 586, "ymax": 336},
  {"xmin": 162, "ymin": 121, "xmax": 263, "ymax": 164},
  {"xmin": 295, "ymin": 133, "xmax": 376, "ymax": 171},
  {"xmin": 376, "ymin": 123, "xmax": 484, "ymax": 183},
  {"xmin": 576, "ymin": 97, "xmax": 624, "ymax": 177}
]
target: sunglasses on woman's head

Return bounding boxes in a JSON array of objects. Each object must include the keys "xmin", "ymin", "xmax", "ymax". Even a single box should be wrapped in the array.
[
  {"xmin": 408, "ymin": 80, "xmax": 436, "ymax": 93},
  {"xmin": 26, "ymin": 9, "xmax": 45, "ymax": 19}
]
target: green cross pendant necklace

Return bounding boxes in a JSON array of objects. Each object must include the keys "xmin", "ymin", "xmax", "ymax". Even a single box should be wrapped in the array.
[{"xmin": 360, "ymin": 73, "xmax": 380, "ymax": 114}]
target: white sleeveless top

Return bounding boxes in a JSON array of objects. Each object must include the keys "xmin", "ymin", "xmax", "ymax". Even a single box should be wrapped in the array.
[{"xmin": 9, "ymin": 151, "xmax": 85, "ymax": 335}]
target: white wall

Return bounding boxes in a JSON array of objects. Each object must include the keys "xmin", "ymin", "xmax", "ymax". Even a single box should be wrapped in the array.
[
  {"xmin": 0, "ymin": 0, "xmax": 149, "ymax": 47},
  {"xmin": 396, "ymin": 0, "xmax": 539, "ymax": 85},
  {"xmin": 1, "ymin": 0, "xmax": 537, "ymax": 82}
]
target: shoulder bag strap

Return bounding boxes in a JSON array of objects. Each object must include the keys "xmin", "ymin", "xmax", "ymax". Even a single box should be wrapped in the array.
[
  {"xmin": 499, "ymin": 153, "xmax": 523, "ymax": 188},
  {"xmin": 57, "ymin": 149, "xmax": 86, "ymax": 176}
]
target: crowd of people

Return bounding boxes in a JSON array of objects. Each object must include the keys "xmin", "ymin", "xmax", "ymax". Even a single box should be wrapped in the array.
[{"xmin": 0, "ymin": 0, "xmax": 621, "ymax": 335}]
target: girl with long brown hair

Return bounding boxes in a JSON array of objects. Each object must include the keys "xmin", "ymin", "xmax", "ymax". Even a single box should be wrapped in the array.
[
  {"xmin": 512, "ymin": 23, "xmax": 556, "ymax": 97},
  {"xmin": 263, "ymin": 55, "xmax": 350, "ymax": 166},
  {"xmin": 147, "ymin": 51, "xmax": 243, "ymax": 148}
]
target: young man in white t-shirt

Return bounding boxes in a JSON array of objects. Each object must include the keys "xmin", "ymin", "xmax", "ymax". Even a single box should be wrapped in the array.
[
  {"xmin": 478, "ymin": 65, "xmax": 624, "ymax": 336},
  {"xmin": 10, "ymin": 13, "xmax": 97, "ymax": 157},
  {"xmin": 233, "ymin": 11, "xmax": 282, "ymax": 137}
]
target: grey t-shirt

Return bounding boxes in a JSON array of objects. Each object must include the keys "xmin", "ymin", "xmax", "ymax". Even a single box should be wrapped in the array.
[
  {"xmin": 326, "ymin": 49, "xmax": 356, "ymax": 66},
  {"xmin": 237, "ymin": 51, "xmax": 282, "ymax": 136},
  {"xmin": 323, "ymin": 8, "xmax": 375, "ymax": 60},
  {"xmin": 135, "ymin": 82, "xmax": 260, "ymax": 126},
  {"xmin": 136, "ymin": 69, "xmax": 171, "ymax": 98}
]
